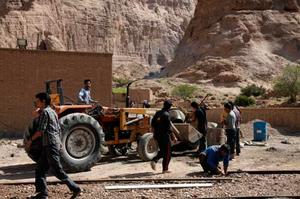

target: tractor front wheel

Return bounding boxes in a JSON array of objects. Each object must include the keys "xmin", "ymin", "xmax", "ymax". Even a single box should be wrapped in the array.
[{"xmin": 137, "ymin": 133, "xmax": 158, "ymax": 161}]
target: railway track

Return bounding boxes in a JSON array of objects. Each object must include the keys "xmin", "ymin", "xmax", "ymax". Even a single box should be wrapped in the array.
[
  {"xmin": 0, "ymin": 169, "xmax": 299, "ymax": 185},
  {"xmin": 200, "ymin": 196, "xmax": 299, "ymax": 199},
  {"xmin": 228, "ymin": 170, "xmax": 300, "ymax": 175},
  {"xmin": 0, "ymin": 171, "xmax": 299, "ymax": 199},
  {"xmin": 0, "ymin": 177, "xmax": 233, "ymax": 185}
]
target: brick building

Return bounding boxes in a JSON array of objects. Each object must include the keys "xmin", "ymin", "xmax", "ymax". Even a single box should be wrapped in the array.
[{"xmin": 0, "ymin": 48, "xmax": 112, "ymax": 136}]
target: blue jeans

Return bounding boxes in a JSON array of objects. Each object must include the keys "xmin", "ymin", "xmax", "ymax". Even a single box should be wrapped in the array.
[
  {"xmin": 199, "ymin": 153, "xmax": 218, "ymax": 174},
  {"xmin": 35, "ymin": 146, "xmax": 80, "ymax": 196}
]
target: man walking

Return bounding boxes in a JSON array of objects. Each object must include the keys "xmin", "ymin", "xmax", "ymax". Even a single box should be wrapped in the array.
[
  {"xmin": 190, "ymin": 101, "xmax": 208, "ymax": 152},
  {"xmin": 199, "ymin": 144, "xmax": 230, "ymax": 175},
  {"xmin": 78, "ymin": 79, "xmax": 98, "ymax": 104},
  {"xmin": 150, "ymin": 100, "xmax": 173, "ymax": 173},
  {"xmin": 223, "ymin": 103, "xmax": 237, "ymax": 159},
  {"xmin": 26, "ymin": 93, "xmax": 81, "ymax": 199}
]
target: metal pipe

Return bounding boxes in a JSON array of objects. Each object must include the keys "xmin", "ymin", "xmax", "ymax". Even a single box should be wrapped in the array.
[
  {"xmin": 125, "ymin": 116, "xmax": 144, "ymax": 126},
  {"xmin": 228, "ymin": 170, "xmax": 300, "ymax": 175},
  {"xmin": 125, "ymin": 79, "xmax": 141, "ymax": 108},
  {"xmin": 199, "ymin": 196, "xmax": 298, "ymax": 199},
  {"xmin": 0, "ymin": 177, "xmax": 233, "ymax": 185}
]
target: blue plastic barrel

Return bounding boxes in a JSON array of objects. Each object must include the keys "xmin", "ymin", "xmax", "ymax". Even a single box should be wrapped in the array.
[{"xmin": 253, "ymin": 121, "xmax": 268, "ymax": 141}]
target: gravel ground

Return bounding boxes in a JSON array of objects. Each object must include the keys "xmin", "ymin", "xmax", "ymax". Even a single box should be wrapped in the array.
[
  {"xmin": 0, "ymin": 122, "xmax": 299, "ymax": 198},
  {"xmin": 0, "ymin": 174, "xmax": 299, "ymax": 199}
]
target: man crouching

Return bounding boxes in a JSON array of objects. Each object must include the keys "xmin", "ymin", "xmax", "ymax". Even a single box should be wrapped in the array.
[{"xmin": 199, "ymin": 144, "xmax": 230, "ymax": 175}]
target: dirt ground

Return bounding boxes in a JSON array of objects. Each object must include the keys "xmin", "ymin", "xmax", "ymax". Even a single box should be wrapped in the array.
[{"xmin": 0, "ymin": 122, "xmax": 299, "ymax": 198}]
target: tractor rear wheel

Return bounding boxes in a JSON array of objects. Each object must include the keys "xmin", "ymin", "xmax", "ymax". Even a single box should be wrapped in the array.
[
  {"xmin": 23, "ymin": 118, "xmax": 42, "ymax": 162},
  {"xmin": 137, "ymin": 133, "xmax": 158, "ymax": 161},
  {"xmin": 59, "ymin": 113, "xmax": 104, "ymax": 173}
]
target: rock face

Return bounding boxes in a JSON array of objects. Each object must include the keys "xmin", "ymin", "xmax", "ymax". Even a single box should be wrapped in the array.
[
  {"xmin": 164, "ymin": 0, "xmax": 300, "ymax": 86},
  {"xmin": 0, "ymin": 0, "xmax": 197, "ymax": 75}
]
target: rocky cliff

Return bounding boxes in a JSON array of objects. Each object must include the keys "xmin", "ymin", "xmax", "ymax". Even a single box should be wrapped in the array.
[
  {"xmin": 0, "ymin": 0, "xmax": 197, "ymax": 76},
  {"xmin": 164, "ymin": 0, "xmax": 300, "ymax": 86}
]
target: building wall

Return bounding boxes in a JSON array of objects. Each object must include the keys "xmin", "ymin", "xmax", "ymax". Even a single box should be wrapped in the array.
[
  {"xmin": 0, "ymin": 48, "xmax": 112, "ymax": 136},
  {"xmin": 112, "ymin": 93, "xmax": 126, "ymax": 108},
  {"xmin": 130, "ymin": 89, "xmax": 153, "ymax": 105},
  {"xmin": 207, "ymin": 108, "xmax": 300, "ymax": 130},
  {"xmin": 112, "ymin": 89, "xmax": 153, "ymax": 108}
]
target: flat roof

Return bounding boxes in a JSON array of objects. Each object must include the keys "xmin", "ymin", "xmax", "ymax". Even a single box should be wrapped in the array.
[{"xmin": 0, "ymin": 48, "xmax": 113, "ymax": 57}]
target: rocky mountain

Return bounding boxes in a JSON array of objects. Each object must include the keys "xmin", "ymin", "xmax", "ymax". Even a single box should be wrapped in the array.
[
  {"xmin": 163, "ymin": 0, "xmax": 300, "ymax": 87},
  {"xmin": 0, "ymin": 0, "xmax": 197, "ymax": 77}
]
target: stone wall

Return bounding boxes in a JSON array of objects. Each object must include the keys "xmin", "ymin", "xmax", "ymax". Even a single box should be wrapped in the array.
[
  {"xmin": 207, "ymin": 108, "xmax": 300, "ymax": 130},
  {"xmin": 0, "ymin": 48, "xmax": 112, "ymax": 136}
]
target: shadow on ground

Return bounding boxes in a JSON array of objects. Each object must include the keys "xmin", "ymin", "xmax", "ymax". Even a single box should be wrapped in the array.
[
  {"xmin": 0, "ymin": 163, "xmax": 36, "ymax": 180},
  {"xmin": 109, "ymin": 172, "xmax": 160, "ymax": 179},
  {"xmin": 274, "ymin": 127, "xmax": 300, "ymax": 137},
  {"xmin": 172, "ymin": 151, "xmax": 198, "ymax": 158},
  {"xmin": 99, "ymin": 150, "xmax": 198, "ymax": 165},
  {"xmin": 99, "ymin": 154, "xmax": 144, "ymax": 165},
  {"xmin": 186, "ymin": 171, "xmax": 207, "ymax": 177}
]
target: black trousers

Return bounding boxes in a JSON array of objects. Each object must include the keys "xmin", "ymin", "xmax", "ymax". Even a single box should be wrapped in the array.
[
  {"xmin": 199, "ymin": 153, "xmax": 218, "ymax": 174},
  {"xmin": 35, "ymin": 145, "xmax": 80, "ymax": 196},
  {"xmin": 198, "ymin": 131, "xmax": 207, "ymax": 153},
  {"xmin": 225, "ymin": 129, "xmax": 236, "ymax": 155},
  {"xmin": 235, "ymin": 128, "xmax": 241, "ymax": 155},
  {"xmin": 152, "ymin": 136, "xmax": 171, "ymax": 171}
]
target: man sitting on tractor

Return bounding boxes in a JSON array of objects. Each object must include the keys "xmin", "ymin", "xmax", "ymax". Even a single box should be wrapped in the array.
[{"xmin": 78, "ymin": 79, "xmax": 98, "ymax": 104}]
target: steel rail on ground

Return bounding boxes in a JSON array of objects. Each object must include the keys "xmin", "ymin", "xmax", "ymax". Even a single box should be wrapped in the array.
[{"xmin": 0, "ymin": 170, "xmax": 299, "ymax": 185}]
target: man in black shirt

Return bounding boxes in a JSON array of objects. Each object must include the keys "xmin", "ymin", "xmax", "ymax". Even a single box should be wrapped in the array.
[
  {"xmin": 191, "ymin": 101, "xmax": 208, "ymax": 153},
  {"xmin": 150, "ymin": 100, "xmax": 173, "ymax": 173}
]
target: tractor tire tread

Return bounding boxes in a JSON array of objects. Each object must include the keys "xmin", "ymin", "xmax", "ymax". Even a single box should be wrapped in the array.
[{"xmin": 59, "ymin": 113, "xmax": 104, "ymax": 173}]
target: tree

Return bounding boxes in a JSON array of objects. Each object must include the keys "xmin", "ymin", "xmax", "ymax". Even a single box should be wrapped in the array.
[
  {"xmin": 172, "ymin": 84, "xmax": 197, "ymax": 99},
  {"xmin": 234, "ymin": 95, "xmax": 255, "ymax": 107},
  {"xmin": 241, "ymin": 84, "xmax": 266, "ymax": 97},
  {"xmin": 273, "ymin": 65, "xmax": 300, "ymax": 103}
]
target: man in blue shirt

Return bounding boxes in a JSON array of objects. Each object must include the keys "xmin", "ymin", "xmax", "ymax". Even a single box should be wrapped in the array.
[
  {"xmin": 78, "ymin": 79, "xmax": 98, "ymax": 104},
  {"xmin": 199, "ymin": 144, "xmax": 230, "ymax": 175}
]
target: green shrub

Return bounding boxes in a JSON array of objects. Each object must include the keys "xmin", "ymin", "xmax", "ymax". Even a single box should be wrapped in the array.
[
  {"xmin": 241, "ymin": 84, "xmax": 266, "ymax": 97},
  {"xmin": 113, "ymin": 78, "xmax": 131, "ymax": 87},
  {"xmin": 112, "ymin": 87, "xmax": 127, "ymax": 94},
  {"xmin": 172, "ymin": 84, "xmax": 197, "ymax": 99},
  {"xmin": 273, "ymin": 65, "xmax": 300, "ymax": 103},
  {"xmin": 234, "ymin": 95, "xmax": 255, "ymax": 107}
]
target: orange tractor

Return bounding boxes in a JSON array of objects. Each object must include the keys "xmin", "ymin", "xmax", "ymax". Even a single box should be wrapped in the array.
[{"xmin": 24, "ymin": 80, "xmax": 199, "ymax": 173}]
